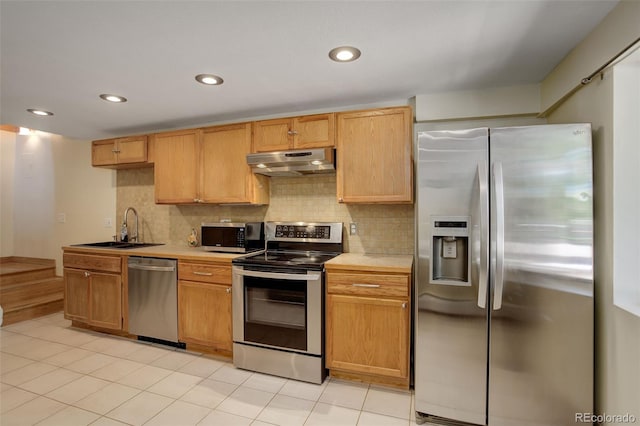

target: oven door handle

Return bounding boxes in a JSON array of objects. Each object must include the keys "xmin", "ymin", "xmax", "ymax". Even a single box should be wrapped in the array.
[{"xmin": 234, "ymin": 268, "xmax": 321, "ymax": 281}]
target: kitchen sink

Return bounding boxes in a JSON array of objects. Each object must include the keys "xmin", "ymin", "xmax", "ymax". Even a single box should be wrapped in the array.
[{"xmin": 75, "ymin": 242, "xmax": 165, "ymax": 249}]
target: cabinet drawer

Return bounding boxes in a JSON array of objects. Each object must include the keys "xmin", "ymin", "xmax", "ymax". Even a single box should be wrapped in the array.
[
  {"xmin": 63, "ymin": 253, "xmax": 121, "ymax": 273},
  {"xmin": 178, "ymin": 261, "xmax": 231, "ymax": 285},
  {"xmin": 327, "ymin": 272, "xmax": 409, "ymax": 298}
]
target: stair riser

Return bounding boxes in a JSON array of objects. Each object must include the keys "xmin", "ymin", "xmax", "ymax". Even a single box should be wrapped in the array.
[
  {"xmin": 2, "ymin": 300, "xmax": 65, "ymax": 326},
  {"xmin": 0, "ymin": 268, "xmax": 57, "ymax": 287},
  {"xmin": 0, "ymin": 280, "xmax": 64, "ymax": 307}
]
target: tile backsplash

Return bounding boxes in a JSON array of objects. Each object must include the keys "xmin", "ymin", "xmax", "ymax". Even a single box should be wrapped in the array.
[{"xmin": 117, "ymin": 168, "xmax": 414, "ymax": 255}]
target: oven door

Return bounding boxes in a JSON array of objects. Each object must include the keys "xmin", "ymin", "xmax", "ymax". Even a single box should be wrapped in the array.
[{"xmin": 232, "ymin": 265, "xmax": 322, "ymax": 356}]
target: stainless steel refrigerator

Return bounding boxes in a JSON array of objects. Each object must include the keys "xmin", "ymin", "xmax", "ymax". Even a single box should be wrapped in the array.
[{"xmin": 414, "ymin": 124, "xmax": 593, "ymax": 426}]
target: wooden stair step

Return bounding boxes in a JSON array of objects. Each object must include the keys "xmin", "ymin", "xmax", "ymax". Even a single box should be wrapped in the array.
[
  {"xmin": 0, "ymin": 277, "xmax": 64, "ymax": 307},
  {"xmin": 2, "ymin": 291, "xmax": 64, "ymax": 313},
  {"xmin": 1, "ymin": 299, "xmax": 64, "ymax": 326}
]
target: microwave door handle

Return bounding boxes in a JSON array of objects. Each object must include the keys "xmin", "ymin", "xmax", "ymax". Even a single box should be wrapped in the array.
[
  {"xmin": 477, "ymin": 161, "xmax": 489, "ymax": 309},
  {"xmin": 234, "ymin": 268, "xmax": 321, "ymax": 281}
]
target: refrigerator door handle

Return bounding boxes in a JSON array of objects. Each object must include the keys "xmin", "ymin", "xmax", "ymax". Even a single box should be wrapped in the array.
[
  {"xmin": 493, "ymin": 161, "xmax": 505, "ymax": 310},
  {"xmin": 477, "ymin": 161, "xmax": 489, "ymax": 308}
]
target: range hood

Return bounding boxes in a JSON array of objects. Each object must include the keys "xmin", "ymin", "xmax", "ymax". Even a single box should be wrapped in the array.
[{"xmin": 247, "ymin": 148, "xmax": 335, "ymax": 177}]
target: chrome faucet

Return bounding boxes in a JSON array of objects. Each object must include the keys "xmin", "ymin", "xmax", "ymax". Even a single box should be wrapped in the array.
[{"xmin": 123, "ymin": 207, "xmax": 139, "ymax": 242}]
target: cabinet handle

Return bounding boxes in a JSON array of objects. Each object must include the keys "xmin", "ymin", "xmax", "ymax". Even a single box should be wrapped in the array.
[
  {"xmin": 338, "ymin": 197, "xmax": 344, "ymax": 203},
  {"xmin": 193, "ymin": 271, "xmax": 213, "ymax": 276},
  {"xmin": 84, "ymin": 271, "xmax": 91, "ymax": 277},
  {"xmin": 287, "ymin": 130, "xmax": 298, "ymax": 136},
  {"xmin": 111, "ymin": 149, "xmax": 121, "ymax": 153},
  {"xmin": 402, "ymin": 302, "xmax": 407, "ymax": 309},
  {"xmin": 226, "ymin": 287, "xmax": 232, "ymax": 294},
  {"xmin": 352, "ymin": 283, "xmax": 381, "ymax": 288}
]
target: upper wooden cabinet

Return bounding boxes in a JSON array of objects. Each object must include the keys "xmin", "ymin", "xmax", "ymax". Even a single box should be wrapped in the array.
[
  {"xmin": 336, "ymin": 107, "xmax": 413, "ymax": 204},
  {"xmin": 201, "ymin": 124, "xmax": 269, "ymax": 204},
  {"xmin": 252, "ymin": 113, "xmax": 335, "ymax": 152},
  {"xmin": 92, "ymin": 135, "xmax": 149, "ymax": 168},
  {"xmin": 154, "ymin": 129, "xmax": 201, "ymax": 204},
  {"xmin": 154, "ymin": 125, "xmax": 269, "ymax": 205}
]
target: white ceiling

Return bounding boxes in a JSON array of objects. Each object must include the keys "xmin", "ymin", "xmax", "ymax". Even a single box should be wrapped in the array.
[{"xmin": 1, "ymin": 0, "xmax": 618, "ymax": 140}]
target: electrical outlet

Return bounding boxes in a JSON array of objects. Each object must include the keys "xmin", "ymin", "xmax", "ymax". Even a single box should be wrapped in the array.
[
  {"xmin": 104, "ymin": 218, "xmax": 113, "ymax": 228},
  {"xmin": 350, "ymin": 223, "xmax": 357, "ymax": 235}
]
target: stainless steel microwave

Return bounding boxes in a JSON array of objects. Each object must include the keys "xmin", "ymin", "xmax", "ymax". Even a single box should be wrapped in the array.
[{"xmin": 201, "ymin": 222, "xmax": 264, "ymax": 253}]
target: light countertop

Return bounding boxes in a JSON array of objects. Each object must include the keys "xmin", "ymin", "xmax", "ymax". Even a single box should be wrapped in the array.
[
  {"xmin": 325, "ymin": 253, "xmax": 413, "ymax": 274},
  {"xmin": 62, "ymin": 244, "xmax": 250, "ymax": 263}
]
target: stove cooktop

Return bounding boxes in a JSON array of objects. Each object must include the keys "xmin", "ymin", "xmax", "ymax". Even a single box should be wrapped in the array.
[
  {"xmin": 234, "ymin": 250, "xmax": 340, "ymax": 270},
  {"xmin": 232, "ymin": 222, "xmax": 343, "ymax": 270}
]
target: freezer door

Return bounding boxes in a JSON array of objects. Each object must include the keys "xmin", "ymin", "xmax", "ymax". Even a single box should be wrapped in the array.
[
  {"xmin": 415, "ymin": 128, "xmax": 488, "ymax": 425},
  {"xmin": 488, "ymin": 124, "xmax": 593, "ymax": 425}
]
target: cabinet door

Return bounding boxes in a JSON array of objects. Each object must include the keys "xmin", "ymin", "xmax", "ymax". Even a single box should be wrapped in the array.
[
  {"xmin": 337, "ymin": 107, "xmax": 413, "ymax": 203},
  {"xmin": 293, "ymin": 113, "xmax": 335, "ymax": 149},
  {"xmin": 116, "ymin": 136, "xmax": 148, "ymax": 164},
  {"xmin": 64, "ymin": 268, "xmax": 89, "ymax": 321},
  {"xmin": 252, "ymin": 118, "xmax": 292, "ymax": 152},
  {"xmin": 178, "ymin": 280, "xmax": 232, "ymax": 352},
  {"xmin": 326, "ymin": 294, "xmax": 410, "ymax": 379},
  {"xmin": 92, "ymin": 140, "xmax": 118, "ymax": 166},
  {"xmin": 201, "ymin": 123, "xmax": 268, "ymax": 204},
  {"xmin": 88, "ymin": 272, "xmax": 122, "ymax": 330},
  {"xmin": 154, "ymin": 129, "xmax": 200, "ymax": 203}
]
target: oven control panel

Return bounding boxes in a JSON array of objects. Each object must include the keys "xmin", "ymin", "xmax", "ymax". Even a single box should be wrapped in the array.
[
  {"xmin": 275, "ymin": 225, "xmax": 331, "ymax": 239},
  {"xmin": 266, "ymin": 222, "xmax": 343, "ymax": 244}
]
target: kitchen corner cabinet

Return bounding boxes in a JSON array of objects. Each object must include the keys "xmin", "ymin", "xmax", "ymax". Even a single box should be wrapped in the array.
[
  {"xmin": 63, "ymin": 252, "xmax": 123, "ymax": 330},
  {"xmin": 326, "ymin": 269, "xmax": 411, "ymax": 388},
  {"xmin": 336, "ymin": 107, "xmax": 413, "ymax": 204},
  {"xmin": 252, "ymin": 113, "xmax": 335, "ymax": 152},
  {"xmin": 154, "ymin": 125, "xmax": 269, "ymax": 204},
  {"xmin": 178, "ymin": 260, "xmax": 233, "ymax": 355},
  {"xmin": 92, "ymin": 135, "xmax": 149, "ymax": 168}
]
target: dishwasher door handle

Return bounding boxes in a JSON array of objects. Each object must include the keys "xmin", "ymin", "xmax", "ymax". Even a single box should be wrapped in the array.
[{"xmin": 128, "ymin": 264, "xmax": 176, "ymax": 272}]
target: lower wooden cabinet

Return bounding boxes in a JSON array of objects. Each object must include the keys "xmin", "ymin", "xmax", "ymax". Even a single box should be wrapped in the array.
[
  {"xmin": 63, "ymin": 252, "xmax": 123, "ymax": 330},
  {"xmin": 326, "ymin": 269, "xmax": 411, "ymax": 388},
  {"xmin": 177, "ymin": 260, "xmax": 233, "ymax": 355}
]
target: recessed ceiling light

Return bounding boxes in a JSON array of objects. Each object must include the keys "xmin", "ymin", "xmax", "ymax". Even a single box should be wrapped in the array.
[
  {"xmin": 328, "ymin": 46, "xmax": 361, "ymax": 62},
  {"xmin": 27, "ymin": 108, "xmax": 54, "ymax": 116},
  {"xmin": 195, "ymin": 74, "xmax": 224, "ymax": 85},
  {"xmin": 99, "ymin": 94, "xmax": 127, "ymax": 103}
]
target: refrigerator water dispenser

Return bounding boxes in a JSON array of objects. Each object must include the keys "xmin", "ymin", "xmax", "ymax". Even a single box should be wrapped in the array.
[{"xmin": 431, "ymin": 217, "xmax": 470, "ymax": 285}]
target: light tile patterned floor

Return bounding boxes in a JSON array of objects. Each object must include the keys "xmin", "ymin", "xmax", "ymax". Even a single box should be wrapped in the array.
[{"xmin": 1, "ymin": 312, "xmax": 421, "ymax": 425}]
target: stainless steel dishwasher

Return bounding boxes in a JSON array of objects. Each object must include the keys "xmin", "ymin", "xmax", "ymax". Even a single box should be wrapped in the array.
[{"xmin": 128, "ymin": 257, "xmax": 182, "ymax": 347}]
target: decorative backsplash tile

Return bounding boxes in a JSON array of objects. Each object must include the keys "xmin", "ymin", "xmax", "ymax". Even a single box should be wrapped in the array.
[{"xmin": 117, "ymin": 169, "xmax": 414, "ymax": 254}]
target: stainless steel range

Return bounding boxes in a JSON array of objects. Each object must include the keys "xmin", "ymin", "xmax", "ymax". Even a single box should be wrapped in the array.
[{"xmin": 231, "ymin": 221, "xmax": 343, "ymax": 384}]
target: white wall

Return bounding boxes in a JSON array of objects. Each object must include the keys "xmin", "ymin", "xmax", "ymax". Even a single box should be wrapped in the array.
[
  {"xmin": 415, "ymin": 84, "xmax": 541, "ymax": 122},
  {"xmin": 542, "ymin": 1, "xmax": 640, "ymax": 422},
  {"xmin": 51, "ymin": 134, "xmax": 118, "ymax": 274},
  {"xmin": 1, "ymin": 131, "xmax": 16, "ymax": 256},
  {"xmin": 612, "ymin": 48, "xmax": 640, "ymax": 317},
  {"xmin": 2, "ymin": 130, "xmax": 117, "ymax": 275}
]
